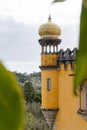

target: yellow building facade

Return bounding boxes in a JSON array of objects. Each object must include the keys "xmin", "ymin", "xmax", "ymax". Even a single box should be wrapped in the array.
[{"xmin": 38, "ymin": 15, "xmax": 87, "ymax": 130}]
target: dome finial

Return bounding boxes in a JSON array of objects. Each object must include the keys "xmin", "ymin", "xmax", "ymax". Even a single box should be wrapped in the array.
[{"xmin": 48, "ymin": 14, "xmax": 51, "ymax": 22}]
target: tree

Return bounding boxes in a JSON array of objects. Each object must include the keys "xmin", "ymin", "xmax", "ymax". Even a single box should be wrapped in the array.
[
  {"xmin": 34, "ymin": 91, "xmax": 41, "ymax": 103},
  {"xmin": 14, "ymin": 72, "xmax": 28, "ymax": 83},
  {"xmin": 23, "ymin": 81, "xmax": 41, "ymax": 103},
  {"xmin": 23, "ymin": 81, "xmax": 35, "ymax": 103}
]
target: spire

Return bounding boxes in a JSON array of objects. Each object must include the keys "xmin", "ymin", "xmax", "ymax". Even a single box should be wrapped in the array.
[{"xmin": 48, "ymin": 14, "xmax": 52, "ymax": 22}]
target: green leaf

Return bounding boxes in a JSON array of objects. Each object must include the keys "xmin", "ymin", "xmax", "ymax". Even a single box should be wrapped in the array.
[
  {"xmin": 0, "ymin": 62, "xmax": 25, "ymax": 130},
  {"xmin": 74, "ymin": 3, "xmax": 87, "ymax": 94},
  {"xmin": 52, "ymin": 0, "xmax": 66, "ymax": 3}
]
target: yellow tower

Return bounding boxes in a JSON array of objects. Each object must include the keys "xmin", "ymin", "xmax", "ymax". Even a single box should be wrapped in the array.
[
  {"xmin": 38, "ymin": 16, "xmax": 87, "ymax": 130},
  {"xmin": 38, "ymin": 15, "xmax": 61, "ymax": 129}
]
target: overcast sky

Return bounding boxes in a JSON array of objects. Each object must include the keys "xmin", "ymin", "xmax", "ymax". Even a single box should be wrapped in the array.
[{"xmin": 0, "ymin": 0, "xmax": 82, "ymax": 73}]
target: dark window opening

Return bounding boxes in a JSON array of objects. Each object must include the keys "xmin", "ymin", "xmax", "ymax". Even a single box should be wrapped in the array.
[{"xmin": 47, "ymin": 78, "xmax": 51, "ymax": 91}]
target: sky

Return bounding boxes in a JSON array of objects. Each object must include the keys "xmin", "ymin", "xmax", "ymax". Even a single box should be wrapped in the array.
[{"xmin": 0, "ymin": 0, "xmax": 82, "ymax": 74}]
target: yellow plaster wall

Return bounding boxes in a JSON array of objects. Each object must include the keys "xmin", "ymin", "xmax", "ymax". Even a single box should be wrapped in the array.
[
  {"xmin": 54, "ymin": 64, "xmax": 87, "ymax": 130},
  {"xmin": 41, "ymin": 69, "xmax": 58, "ymax": 108},
  {"xmin": 41, "ymin": 59, "xmax": 87, "ymax": 130},
  {"xmin": 41, "ymin": 54, "xmax": 58, "ymax": 66}
]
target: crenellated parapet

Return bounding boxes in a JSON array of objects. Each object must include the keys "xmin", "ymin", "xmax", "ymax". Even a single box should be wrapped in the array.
[{"xmin": 57, "ymin": 48, "xmax": 77, "ymax": 70}]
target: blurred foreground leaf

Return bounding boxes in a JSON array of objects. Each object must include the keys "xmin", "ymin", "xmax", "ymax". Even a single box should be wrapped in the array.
[
  {"xmin": 74, "ymin": 1, "xmax": 87, "ymax": 94},
  {"xmin": 0, "ymin": 62, "xmax": 25, "ymax": 130},
  {"xmin": 52, "ymin": 0, "xmax": 66, "ymax": 3}
]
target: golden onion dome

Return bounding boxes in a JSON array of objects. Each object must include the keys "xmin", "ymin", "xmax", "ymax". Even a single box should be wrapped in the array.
[{"xmin": 38, "ymin": 15, "xmax": 61, "ymax": 38}]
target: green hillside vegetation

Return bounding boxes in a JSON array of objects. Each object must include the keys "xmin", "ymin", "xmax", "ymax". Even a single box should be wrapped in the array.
[
  {"xmin": 14, "ymin": 71, "xmax": 49, "ymax": 130},
  {"xmin": 14, "ymin": 72, "xmax": 41, "ymax": 90}
]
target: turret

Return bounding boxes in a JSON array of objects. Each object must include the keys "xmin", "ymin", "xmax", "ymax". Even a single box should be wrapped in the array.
[{"xmin": 38, "ymin": 15, "xmax": 61, "ymax": 129}]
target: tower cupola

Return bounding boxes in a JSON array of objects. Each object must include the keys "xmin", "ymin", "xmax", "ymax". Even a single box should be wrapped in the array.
[
  {"xmin": 38, "ymin": 15, "xmax": 62, "ymax": 55},
  {"xmin": 38, "ymin": 15, "xmax": 61, "ymax": 38}
]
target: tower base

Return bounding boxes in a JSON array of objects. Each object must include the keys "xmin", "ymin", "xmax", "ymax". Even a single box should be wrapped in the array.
[{"xmin": 42, "ymin": 108, "xmax": 59, "ymax": 129}]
